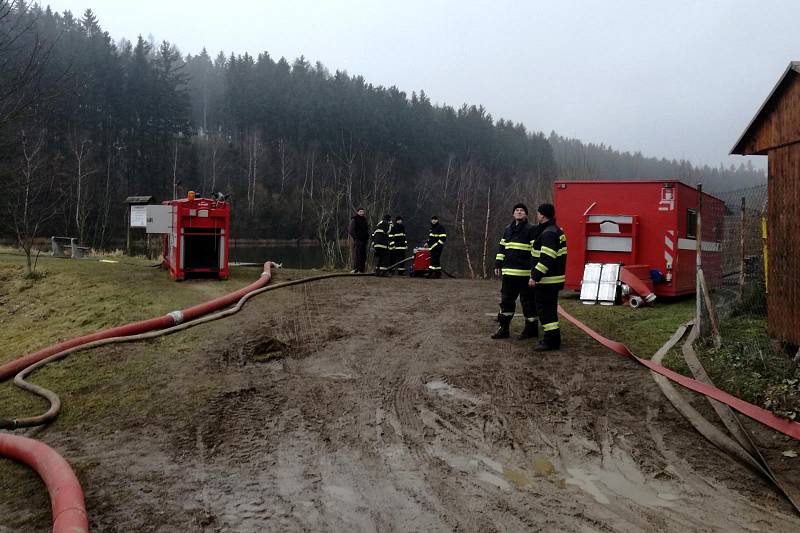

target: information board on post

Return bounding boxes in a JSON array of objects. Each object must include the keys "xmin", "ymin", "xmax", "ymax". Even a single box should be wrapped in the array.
[{"xmin": 130, "ymin": 205, "xmax": 147, "ymax": 228}]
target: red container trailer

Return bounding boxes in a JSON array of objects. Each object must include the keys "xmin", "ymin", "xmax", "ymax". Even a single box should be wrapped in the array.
[
  {"xmin": 162, "ymin": 195, "xmax": 230, "ymax": 281},
  {"xmin": 553, "ymin": 180, "xmax": 725, "ymax": 297}
]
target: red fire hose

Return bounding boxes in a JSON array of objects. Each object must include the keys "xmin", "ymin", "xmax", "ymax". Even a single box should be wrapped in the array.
[
  {"xmin": 0, "ymin": 262, "xmax": 276, "ymax": 381},
  {"xmin": 0, "ymin": 433, "xmax": 88, "ymax": 533},
  {"xmin": 0, "ymin": 261, "xmax": 278, "ymax": 532},
  {"xmin": 558, "ymin": 305, "xmax": 800, "ymax": 440}
]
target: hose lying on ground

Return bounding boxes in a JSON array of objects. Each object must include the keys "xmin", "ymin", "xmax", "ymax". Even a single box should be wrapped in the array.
[
  {"xmin": 0, "ymin": 256, "xmax": 417, "ymax": 430},
  {"xmin": 0, "ymin": 269, "xmax": 375, "ymax": 430},
  {"xmin": 0, "ymin": 254, "xmax": 424, "ymax": 533},
  {"xmin": 560, "ymin": 310, "xmax": 800, "ymax": 514},
  {"xmin": 0, "ymin": 433, "xmax": 89, "ymax": 533},
  {"xmin": 0, "ymin": 261, "xmax": 281, "ymax": 381}
]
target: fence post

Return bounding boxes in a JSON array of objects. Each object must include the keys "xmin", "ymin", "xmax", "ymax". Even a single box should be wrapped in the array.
[
  {"xmin": 737, "ymin": 196, "xmax": 746, "ymax": 305},
  {"xmin": 695, "ymin": 184, "xmax": 722, "ymax": 346},
  {"xmin": 696, "ymin": 185, "xmax": 704, "ymax": 334},
  {"xmin": 762, "ymin": 216, "xmax": 768, "ymax": 294}
]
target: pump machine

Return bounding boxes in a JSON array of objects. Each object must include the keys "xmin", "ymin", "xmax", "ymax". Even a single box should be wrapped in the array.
[{"xmin": 160, "ymin": 192, "xmax": 230, "ymax": 280}]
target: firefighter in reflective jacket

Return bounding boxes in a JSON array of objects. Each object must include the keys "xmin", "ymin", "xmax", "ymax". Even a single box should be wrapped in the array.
[
  {"xmin": 492, "ymin": 203, "xmax": 540, "ymax": 340},
  {"xmin": 427, "ymin": 215, "xmax": 446, "ymax": 278},
  {"xmin": 372, "ymin": 214, "xmax": 392, "ymax": 276},
  {"xmin": 388, "ymin": 216, "xmax": 408, "ymax": 275},
  {"xmin": 528, "ymin": 203, "xmax": 567, "ymax": 351}
]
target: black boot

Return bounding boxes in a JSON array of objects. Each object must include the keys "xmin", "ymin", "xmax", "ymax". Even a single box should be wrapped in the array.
[
  {"xmin": 518, "ymin": 320, "xmax": 538, "ymax": 340},
  {"xmin": 491, "ymin": 314, "xmax": 511, "ymax": 339},
  {"xmin": 533, "ymin": 331, "xmax": 560, "ymax": 351}
]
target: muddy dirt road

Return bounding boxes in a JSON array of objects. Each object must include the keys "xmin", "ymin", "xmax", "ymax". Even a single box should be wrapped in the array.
[{"xmin": 4, "ymin": 275, "xmax": 800, "ymax": 532}]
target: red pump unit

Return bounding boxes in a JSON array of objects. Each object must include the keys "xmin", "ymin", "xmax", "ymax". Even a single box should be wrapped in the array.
[
  {"xmin": 410, "ymin": 247, "xmax": 431, "ymax": 276},
  {"xmin": 554, "ymin": 180, "xmax": 725, "ymax": 297},
  {"xmin": 162, "ymin": 193, "xmax": 230, "ymax": 280}
]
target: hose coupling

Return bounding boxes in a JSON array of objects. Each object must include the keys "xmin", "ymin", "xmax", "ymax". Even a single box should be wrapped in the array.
[{"xmin": 167, "ymin": 310, "xmax": 185, "ymax": 325}]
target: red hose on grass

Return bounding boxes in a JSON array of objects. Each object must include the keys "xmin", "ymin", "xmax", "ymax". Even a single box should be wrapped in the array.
[
  {"xmin": 0, "ymin": 262, "xmax": 275, "ymax": 381},
  {"xmin": 0, "ymin": 261, "xmax": 277, "ymax": 532},
  {"xmin": 558, "ymin": 305, "xmax": 800, "ymax": 441},
  {"xmin": 0, "ymin": 433, "xmax": 88, "ymax": 533}
]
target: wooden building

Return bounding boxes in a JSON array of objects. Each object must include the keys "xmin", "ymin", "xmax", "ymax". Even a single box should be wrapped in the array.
[{"xmin": 732, "ymin": 61, "xmax": 800, "ymax": 347}]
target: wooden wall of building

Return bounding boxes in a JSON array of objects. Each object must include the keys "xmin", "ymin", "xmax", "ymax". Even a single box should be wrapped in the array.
[
  {"xmin": 738, "ymin": 72, "xmax": 800, "ymax": 155},
  {"xmin": 767, "ymin": 144, "xmax": 800, "ymax": 346}
]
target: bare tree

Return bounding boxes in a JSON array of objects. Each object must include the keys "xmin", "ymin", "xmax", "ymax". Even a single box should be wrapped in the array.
[
  {"xmin": 95, "ymin": 143, "xmax": 115, "ymax": 249},
  {"xmin": 70, "ymin": 133, "xmax": 96, "ymax": 244},
  {"xmin": 3, "ymin": 129, "xmax": 61, "ymax": 275},
  {"xmin": 244, "ymin": 129, "xmax": 261, "ymax": 216},
  {"xmin": 300, "ymin": 147, "xmax": 316, "ymax": 225},
  {"xmin": 313, "ymin": 182, "xmax": 345, "ymax": 269},
  {"xmin": 171, "ymin": 138, "xmax": 178, "ymax": 200},
  {"xmin": 481, "ymin": 184, "xmax": 491, "ymax": 278},
  {"xmin": 277, "ymin": 137, "xmax": 291, "ymax": 193}
]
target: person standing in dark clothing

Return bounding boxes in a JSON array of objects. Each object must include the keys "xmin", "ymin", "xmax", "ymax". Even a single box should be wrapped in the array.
[
  {"xmin": 529, "ymin": 203, "xmax": 567, "ymax": 351},
  {"xmin": 388, "ymin": 216, "xmax": 408, "ymax": 275},
  {"xmin": 427, "ymin": 215, "xmax": 447, "ymax": 278},
  {"xmin": 372, "ymin": 214, "xmax": 392, "ymax": 276},
  {"xmin": 348, "ymin": 207, "xmax": 369, "ymax": 273},
  {"xmin": 492, "ymin": 203, "xmax": 540, "ymax": 340}
]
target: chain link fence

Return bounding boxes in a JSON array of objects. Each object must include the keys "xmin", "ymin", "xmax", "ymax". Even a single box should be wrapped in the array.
[
  {"xmin": 699, "ymin": 184, "xmax": 799, "ymax": 420},
  {"xmin": 704, "ymin": 185, "xmax": 768, "ymax": 319}
]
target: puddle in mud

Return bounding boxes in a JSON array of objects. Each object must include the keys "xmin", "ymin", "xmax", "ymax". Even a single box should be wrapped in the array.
[
  {"xmin": 435, "ymin": 445, "xmax": 678, "ymax": 508},
  {"xmin": 531, "ymin": 456, "xmax": 556, "ymax": 476},
  {"xmin": 425, "ymin": 380, "xmax": 479, "ymax": 403},
  {"xmin": 565, "ymin": 460, "xmax": 678, "ymax": 507},
  {"xmin": 503, "ymin": 467, "xmax": 530, "ymax": 489}
]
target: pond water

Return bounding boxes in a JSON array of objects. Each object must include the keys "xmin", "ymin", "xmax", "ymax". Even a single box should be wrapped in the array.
[{"xmin": 229, "ymin": 244, "xmax": 326, "ymax": 269}]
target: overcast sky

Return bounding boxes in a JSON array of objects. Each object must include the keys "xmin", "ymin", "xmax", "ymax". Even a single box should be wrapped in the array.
[{"xmin": 41, "ymin": 0, "xmax": 800, "ymax": 169}]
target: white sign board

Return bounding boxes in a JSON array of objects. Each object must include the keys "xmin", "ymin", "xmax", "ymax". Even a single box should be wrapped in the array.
[
  {"xmin": 130, "ymin": 205, "xmax": 148, "ymax": 228},
  {"xmin": 145, "ymin": 205, "xmax": 173, "ymax": 234}
]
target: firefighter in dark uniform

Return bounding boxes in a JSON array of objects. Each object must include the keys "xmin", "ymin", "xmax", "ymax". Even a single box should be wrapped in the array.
[
  {"xmin": 372, "ymin": 214, "xmax": 392, "ymax": 276},
  {"xmin": 427, "ymin": 215, "xmax": 446, "ymax": 278},
  {"xmin": 388, "ymin": 216, "xmax": 408, "ymax": 275},
  {"xmin": 492, "ymin": 203, "xmax": 540, "ymax": 339},
  {"xmin": 529, "ymin": 203, "xmax": 567, "ymax": 351}
]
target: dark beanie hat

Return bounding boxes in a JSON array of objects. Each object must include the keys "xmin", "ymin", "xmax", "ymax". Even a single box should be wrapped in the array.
[
  {"xmin": 383, "ymin": 214, "xmax": 391, "ymax": 221},
  {"xmin": 512, "ymin": 203, "xmax": 528, "ymax": 215},
  {"xmin": 537, "ymin": 203, "xmax": 555, "ymax": 219}
]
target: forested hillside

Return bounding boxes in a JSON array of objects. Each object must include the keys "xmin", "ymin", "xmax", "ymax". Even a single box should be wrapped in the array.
[
  {"xmin": 0, "ymin": 3, "xmax": 764, "ymax": 269},
  {"xmin": 550, "ymin": 134, "xmax": 763, "ymax": 193}
]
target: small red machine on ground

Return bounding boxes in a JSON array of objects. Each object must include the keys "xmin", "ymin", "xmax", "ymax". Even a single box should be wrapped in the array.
[
  {"xmin": 410, "ymin": 247, "xmax": 431, "ymax": 277},
  {"xmin": 554, "ymin": 180, "xmax": 725, "ymax": 300},
  {"xmin": 162, "ymin": 193, "xmax": 230, "ymax": 281}
]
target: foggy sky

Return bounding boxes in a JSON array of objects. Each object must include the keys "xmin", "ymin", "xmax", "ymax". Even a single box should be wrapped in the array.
[{"xmin": 41, "ymin": 0, "xmax": 800, "ymax": 169}]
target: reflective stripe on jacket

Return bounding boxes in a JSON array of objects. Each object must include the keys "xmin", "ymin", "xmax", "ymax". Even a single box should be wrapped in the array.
[
  {"xmin": 372, "ymin": 220, "xmax": 391, "ymax": 249},
  {"xmin": 388, "ymin": 223, "xmax": 408, "ymax": 250},
  {"xmin": 427, "ymin": 222, "xmax": 447, "ymax": 250},
  {"xmin": 495, "ymin": 220, "xmax": 539, "ymax": 277},
  {"xmin": 531, "ymin": 219, "xmax": 567, "ymax": 286}
]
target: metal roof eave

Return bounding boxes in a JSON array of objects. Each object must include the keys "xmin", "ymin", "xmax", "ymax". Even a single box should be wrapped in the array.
[{"xmin": 730, "ymin": 61, "xmax": 800, "ymax": 155}]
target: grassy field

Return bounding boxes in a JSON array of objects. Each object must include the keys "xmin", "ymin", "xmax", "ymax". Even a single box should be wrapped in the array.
[{"xmin": 559, "ymin": 293, "xmax": 695, "ymax": 358}]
